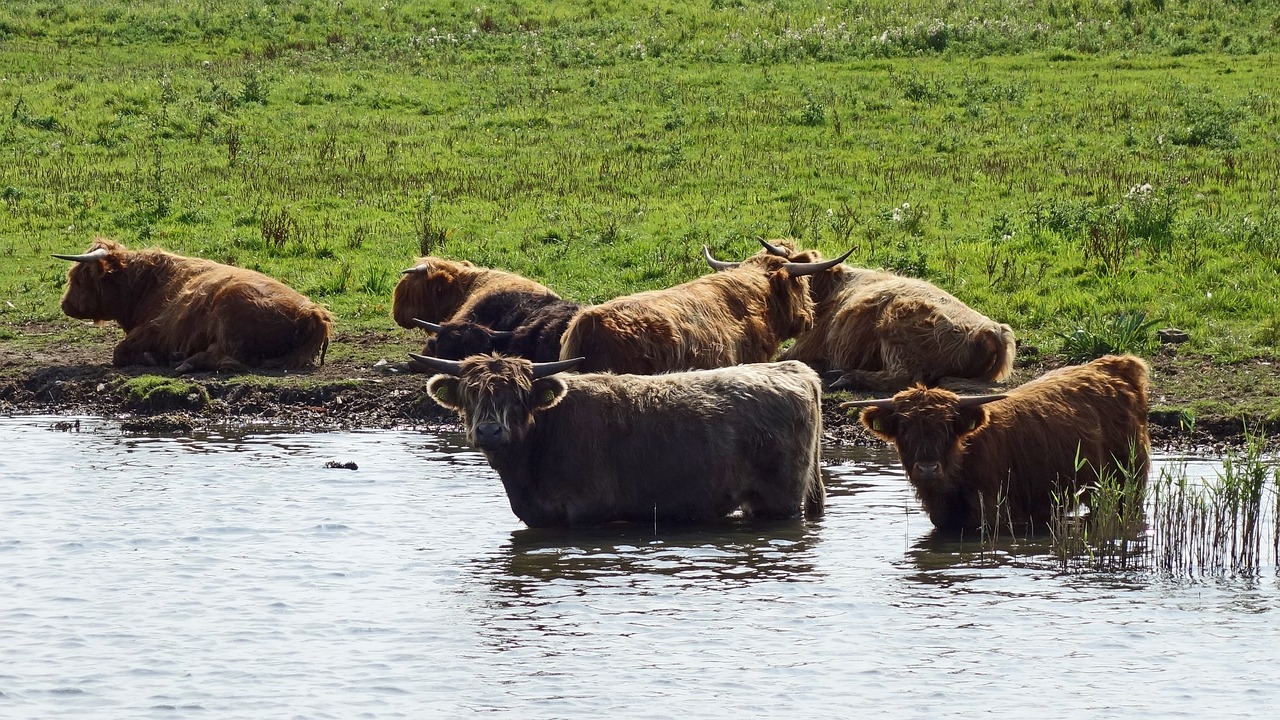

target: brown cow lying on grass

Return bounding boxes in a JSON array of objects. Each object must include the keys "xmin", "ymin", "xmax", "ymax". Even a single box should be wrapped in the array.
[
  {"xmin": 844, "ymin": 354, "xmax": 1150, "ymax": 533},
  {"xmin": 55, "ymin": 238, "xmax": 332, "ymax": 373},
  {"xmin": 559, "ymin": 241, "xmax": 849, "ymax": 374},
  {"xmin": 419, "ymin": 353, "xmax": 826, "ymax": 528},
  {"xmin": 742, "ymin": 240, "xmax": 1015, "ymax": 392},
  {"xmin": 392, "ymin": 257, "xmax": 559, "ymax": 331}
]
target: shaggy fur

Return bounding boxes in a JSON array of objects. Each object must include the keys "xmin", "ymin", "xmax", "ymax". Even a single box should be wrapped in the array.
[
  {"xmin": 559, "ymin": 252, "xmax": 814, "ymax": 374},
  {"xmin": 58, "ymin": 238, "xmax": 332, "ymax": 372},
  {"xmin": 428, "ymin": 297, "xmax": 583, "ymax": 363},
  {"xmin": 779, "ymin": 248, "xmax": 1015, "ymax": 391},
  {"xmin": 392, "ymin": 257, "xmax": 558, "ymax": 330},
  {"xmin": 428, "ymin": 356, "xmax": 826, "ymax": 528},
  {"xmin": 854, "ymin": 354, "xmax": 1150, "ymax": 533}
]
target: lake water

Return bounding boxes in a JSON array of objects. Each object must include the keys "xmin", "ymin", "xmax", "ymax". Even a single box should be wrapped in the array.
[{"xmin": 1, "ymin": 415, "xmax": 1277, "ymax": 718}]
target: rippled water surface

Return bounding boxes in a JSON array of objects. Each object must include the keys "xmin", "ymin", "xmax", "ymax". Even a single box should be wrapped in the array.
[{"xmin": 1, "ymin": 415, "xmax": 1277, "ymax": 718}]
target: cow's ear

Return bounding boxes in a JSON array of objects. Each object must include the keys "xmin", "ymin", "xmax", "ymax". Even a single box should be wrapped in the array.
[
  {"xmin": 531, "ymin": 377, "xmax": 568, "ymax": 412},
  {"xmin": 955, "ymin": 406, "xmax": 989, "ymax": 438},
  {"xmin": 426, "ymin": 376, "xmax": 463, "ymax": 411},
  {"xmin": 859, "ymin": 407, "xmax": 898, "ymax": 441}
]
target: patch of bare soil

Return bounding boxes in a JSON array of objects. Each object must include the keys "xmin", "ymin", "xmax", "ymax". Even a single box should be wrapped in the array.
[{"xmin": 1, "ymin": 327, "xmax": 1276, "ymax": 451}]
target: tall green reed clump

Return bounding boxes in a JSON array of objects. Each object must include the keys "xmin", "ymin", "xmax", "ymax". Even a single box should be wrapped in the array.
[
  {"xmin": 1151, "ymin": 428, "xmax": 1279, "ymax": 578},
  {"xmin": 1049, "ymin": 443, "xmax": 1150, "ymax": 572}
]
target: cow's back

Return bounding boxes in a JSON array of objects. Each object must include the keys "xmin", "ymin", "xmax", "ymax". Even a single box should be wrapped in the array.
[
  {"xmin": 558, "ymin": 273, "xmax": 781, "ymax": 374},
  {"xmin": 518, "ymin": 361, "xmax": 825, "ymax": 524},
  {"xmin": 965, "ymin": 354, "xmax": 1150, "ymax": 521},
  {"xmin": 167, "ymin": 263, "xmax": 333, "ymax": 368},
  {"xmin": 789, "ymin": 266, "xmax": 1014, "ymax": 383}
]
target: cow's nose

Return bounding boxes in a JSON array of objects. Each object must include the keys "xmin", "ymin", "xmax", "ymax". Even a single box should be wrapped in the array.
[
  {"xmin": 912, "ymin": 461, "xmax": 943, "ymax": 481},
  {"xmin": 474, "ymin": 423, "xmax": 506, "ymax": 447}
]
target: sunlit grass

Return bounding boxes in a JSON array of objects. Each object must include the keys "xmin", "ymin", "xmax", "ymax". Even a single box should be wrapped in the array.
[{"xmin": 1, "ymin": 1, "xmax": 1278, "ymax": 365}]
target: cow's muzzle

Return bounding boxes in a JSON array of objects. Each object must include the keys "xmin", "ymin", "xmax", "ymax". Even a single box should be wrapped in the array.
[
  {"xmin": 911, "ymin": 461, "xmax": 944, "ymax": 482},
  {"xmin": 473, "ymin": 422, "xmax": 508, "ymax": 449}
]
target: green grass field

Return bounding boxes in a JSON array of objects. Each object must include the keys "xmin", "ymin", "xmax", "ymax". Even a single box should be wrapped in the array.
[{"xmin": 2, "ymin": 0, "xmax": 1279, "ymax": 361}]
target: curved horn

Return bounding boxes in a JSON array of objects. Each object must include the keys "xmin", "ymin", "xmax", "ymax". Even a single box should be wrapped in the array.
[
  {"xmin": 490, "ymin": 330, "xmax": 516, "ymax": 340},
  {"xmin": 407, "ymin": 353, "xmax": 465, "ymax": 376},
  {"xmin": 956, "ymin": 394, "xmax": 1007, "ymax": 408},
  {"xmin": 531, "ymin": 357, "xmax": 585, "ymax": 379},
  {"xmin": 401, "ymin": 264, "xmax": 429, "ymax": 275},
  {"xmin": 702, "ymin": 245, "xmax": 740, "ymax": 271},
  {"xmin": 411, "ymin": 318, "xmax": 445, "ymax": 333},
  {"xmin": 839, "ymin": 398, "xmax": 895, "ymax": 412},
  {"xmin": 783, "ymin": 247, "xmax": 855, "ymax": 276},
  {"xmin": 51, "ymin": 248, "xmax": 109, "ymax": 263},
  {"xmin": 758, "ymin": 238, "xmax": 791, "ymax": 257}
]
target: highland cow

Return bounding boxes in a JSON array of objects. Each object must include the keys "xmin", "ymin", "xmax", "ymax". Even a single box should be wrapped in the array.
[{"xmin": 55, "ymin": 238, "xmax": 332, "ymax": 373}]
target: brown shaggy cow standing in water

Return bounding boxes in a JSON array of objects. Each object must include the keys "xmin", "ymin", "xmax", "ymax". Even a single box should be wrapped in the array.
[
  {"xmin": 55, "ymin": 238, "xmax": 332, "ymax": 373},
  {"xmin": 845, "ymin": 354, "xmax": 1150, "ymax": 533},
  {"xmin": 559, "ymin": 242, "xmax": 849, "ymax": 374},
  {"xmin": 738, "ymin": 241, "xmax": 1015, "ymax": 391},
  {"xmin": 419, "ymin": 353, "xmax": 826, "ymax": 528}
]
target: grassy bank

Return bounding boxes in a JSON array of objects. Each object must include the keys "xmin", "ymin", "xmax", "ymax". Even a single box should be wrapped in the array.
[{"xmin": 2, "ymin": 1, "xmax": 1279, "ymax": 364}]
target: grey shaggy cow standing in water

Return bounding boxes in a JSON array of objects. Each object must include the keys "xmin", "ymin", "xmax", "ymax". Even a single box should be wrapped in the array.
[{"xmin": 419, "ymin": 353, "xmax": 826, "ymax": 529}]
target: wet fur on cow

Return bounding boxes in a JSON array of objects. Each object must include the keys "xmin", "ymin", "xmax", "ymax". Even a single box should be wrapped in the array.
[
  {"xmin": 776, "ymin": 246, "xmax": 1015, "ymax": 391},
  {"xmin": 426, "ymin": 354, "xmax": 826, "ymax": 528},
  {"xmin": 392, "ymin": 257, "xmax": 559, "ymax": 331},
  {"xmin": 57, "ymin": 238, "xmax": 332, "ymax": 372},
  {"xmin": 559, "ymin": 245, "xmax": 816, "ymax": 374},
  {"xmin": 851, "ymin": 354, "xmax": 1150, "ymax": 533}
]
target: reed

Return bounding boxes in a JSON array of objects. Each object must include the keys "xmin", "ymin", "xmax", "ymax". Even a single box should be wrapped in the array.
[
  {"xmin": 1150, "ymin": 427, "xmax": 1279, "ymax": 578},
  {"xmin": 1049, "ymin": 443, "xmax": 1149, "ymax": 573},
  {"xmin": 1053, "ymin": 427, "xmax": 1280, "ymax": 577}
]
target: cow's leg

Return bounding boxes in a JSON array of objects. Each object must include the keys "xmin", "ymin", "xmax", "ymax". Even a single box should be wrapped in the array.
[
  {"xmin": 112, "ymin": 326, "xmax": 167, "ymax": 367},
  {"xmin": 174, "ymin": 343, "xmax": 245, "ymax": 374},
  {"xmin": 174, "ymin": 351, "xmax": 217, "ymax": 373},
  {"xmin": 739, "ymin": 458, "xmax": 812, "ymax": 520}
]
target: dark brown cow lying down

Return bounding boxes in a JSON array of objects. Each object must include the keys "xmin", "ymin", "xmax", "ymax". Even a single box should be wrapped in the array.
[
  {"xmin": 844, "ymin": 354, "xmax": 1150, "ymax": 533},
  {"xmin": 55, "ymin": 238, "xmax": 332, "ymax": 373},
  {"xmin": 411, "ymin": 295, "xmax": 583, "ymax": 363},
  {"xmin": 745, "ymin": 241, "xmax": 1015, "ymax": 391},
  {"xmin": 392, "ymin": 256, "xmax": 559, "ymax": 331},
  {"xmin": 419, "ymin": 353, "xmax": 826, "ymax": 528},
  {"xmin": 558, "ymin": 242, "xmax": 848, "ymax": 374}
]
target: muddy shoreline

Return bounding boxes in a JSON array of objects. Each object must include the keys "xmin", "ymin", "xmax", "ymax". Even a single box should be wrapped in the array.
[{"xmin": 1, "ymin": 327, "xmax": 1276, "ymax": 451}]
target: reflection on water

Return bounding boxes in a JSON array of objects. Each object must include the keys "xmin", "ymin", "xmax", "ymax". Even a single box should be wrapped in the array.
[
  {"xmin": 481, "ymin": 521, "xmax": 822, "ymax": 596},
  {"xmin": 1, "ymin": 416, "xmax": 1278, "ymax": 719}
]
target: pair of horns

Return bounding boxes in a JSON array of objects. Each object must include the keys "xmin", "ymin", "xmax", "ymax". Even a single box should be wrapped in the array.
[
  {"xmin": 702, "ymin": 240, "xmax": 853, "ymax": 275},
  {"xmin": 51, "ymin": 248, "xmax": 109, "ymax": 263},
  {"xmin": 408, "ymin": 353, "xmax": 585, "ymax": 378},
  {"xmin": 839, "ymin": 394, "xmax": 1007, "ymax": 412},
  {"xmin": 412, "ymin": 318, "xmax": 514, "ymax": 340}
]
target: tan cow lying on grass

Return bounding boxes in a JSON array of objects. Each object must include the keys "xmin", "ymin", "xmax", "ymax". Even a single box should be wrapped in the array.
[
  {"xmin": 392, "ymin": 256, "xmax": 559, "ymax": 332},
  {"xmin": 845, "ymin": 354, "xmax": 1150, "ymax": 533},
  {"xmin": 55, "ymin": 238, "xmax": 332, "ymax": 373},
  {"xmin": 737, "ymin": 240, "xmax": 1015, "ymax": 392}
]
